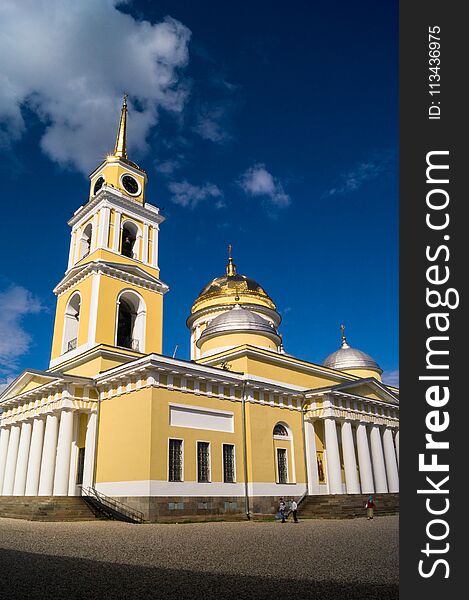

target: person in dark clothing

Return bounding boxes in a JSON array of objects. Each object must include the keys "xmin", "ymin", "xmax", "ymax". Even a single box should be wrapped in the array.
[{"xmin": 290, "ymin": 499, "xmax": 298, "ymax": 522}]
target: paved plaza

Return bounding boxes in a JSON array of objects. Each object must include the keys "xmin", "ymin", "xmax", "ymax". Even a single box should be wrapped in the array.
[{"xmin": 0, "ymin": 515, "xmax": 398, "ymax": 599}]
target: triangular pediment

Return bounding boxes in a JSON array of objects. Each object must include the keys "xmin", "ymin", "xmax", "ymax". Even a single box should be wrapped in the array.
[
  {"xmin": 329, "ymin": 378, "xmax": 399, "ymax": 404},
  {"xmin": 0, "ymin": 370, "xmax": 60, "ymax": 402}
]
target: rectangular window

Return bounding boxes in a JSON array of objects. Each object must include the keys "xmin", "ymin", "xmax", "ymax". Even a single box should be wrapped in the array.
[
  {"xmin": 223, "ymin": 444, "xmax": 235, "ymax": 483},
  {"xmin": 197, "ymin": 441, "xmax": 210, "ymax": 482},
  {"xmin": 168, "ymin": 439, "xmax": 183, "ymax": 482},
  {"xmin": 277, "ymin": 448, "xmax": 288, "ymax": 484}
]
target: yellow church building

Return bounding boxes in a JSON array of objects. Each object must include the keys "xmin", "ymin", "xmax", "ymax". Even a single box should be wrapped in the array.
[{"xmin": 0, "ymin": 98, "xmax": 399, "ymax": 521}]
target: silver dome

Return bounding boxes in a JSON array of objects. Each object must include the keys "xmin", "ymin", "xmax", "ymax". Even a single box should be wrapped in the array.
[
  {"xmin": 323, "ymin": 340, "xmax": 382, "ymax": 373},
  {"xmin": 197, "ymin": 305, "xmax": 281, "ymax": 347}
]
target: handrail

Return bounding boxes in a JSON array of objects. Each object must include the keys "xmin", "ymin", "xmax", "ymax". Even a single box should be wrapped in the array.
[{"xmin": 81, "ymin": 486, "xmax": 144, "ymax": 523}]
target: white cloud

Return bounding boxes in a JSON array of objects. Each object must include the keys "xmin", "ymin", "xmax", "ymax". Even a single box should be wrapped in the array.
[
  {"xmin": 0, "ymin": 0, "xmax": 191, "ymax": 174},
  {"xmin": 239, "ymin": 163, "xmax": 290, "ymax": 208},
  {"xmin": 0, "ymin": 286, "xmax": 44, "ymax": 388},
  {"xmin": 323, "ymin": 151, "xmax": 395, "ymax": 197},
  {"xmin": 382, "ymin": 369, "xmax": 399, "ymax": 387},
  {"xmin": 168, "ymin": 180, "xmax": 224, "ymax": 209},
  {"xmin": 193, "ymin": 105, "xmax": 231, "ymax": 143}
]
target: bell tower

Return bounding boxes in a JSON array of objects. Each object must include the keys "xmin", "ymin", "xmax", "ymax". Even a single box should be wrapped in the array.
[{"xmin": 49, "ymin": 96, "xmax": 168, "ymax": 375}]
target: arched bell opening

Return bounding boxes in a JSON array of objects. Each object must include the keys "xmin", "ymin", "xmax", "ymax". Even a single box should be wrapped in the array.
[
  {"xmin": 115, "ymin": 291, "xmax": 146, "ymax": 352},
  {"xmin": 63, "ymin": 292, "xmax": 81, "ymax": 353}
]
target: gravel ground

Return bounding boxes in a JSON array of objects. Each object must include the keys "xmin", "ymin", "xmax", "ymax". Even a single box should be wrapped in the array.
[{"xmin": 0, "ymin": 515, "xmax": 398, "ymax": 600}]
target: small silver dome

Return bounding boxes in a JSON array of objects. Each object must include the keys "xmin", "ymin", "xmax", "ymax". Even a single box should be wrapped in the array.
[
  {"xmin": 197, "ymin": 305, "xmax": 281, "ymax": 347},
  {"xmin": 323, "ymin": 340, "xmax": 382, "ymax": 373}
]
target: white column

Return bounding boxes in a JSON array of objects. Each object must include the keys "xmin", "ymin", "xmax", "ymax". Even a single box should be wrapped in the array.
[
  {"xmin": 324, "ymin": 417, "xmax": 342, "ymax": 494},
  {"xmin": 25, "ymin": 418, "xmax": 45, "ymax": 496},
  {"xmin": 356, "ymin": 422, "xmax": 374, "ymax": 494},
  {"xmin": 2, "ymin": 424, "xmax": 21, "ymax": 495},
  {"xmin": 73, "ymin": 227, "xmax": 82, "ymax": 263},
  {"xmin": 383, "ymin": 428, "xmax": 399, "ymax": 492},
  {"xmin": 341, "ymin": 420, "xmax": 360, "ymax": 494},
  {"xmin": 395, "ymin": 430, "xmax": 399, "ymax": 466},
  {"xmin": 151, "ymin": 225, "xmax": 159, "ymax": 268},
  {"xmin": 90, "ymin": 212, "xmax": 99, "ymax": 251},
  {"xmin": 53, "ymin": 410, "xmax": 75, "ymax": 495},
  {"xmin": 370, "ymin": 425, "xmax": 388, "ymax": 493},
  {"xmin": 304, "ymin": 420, "xmax": 319, "ymax": 494},
  {"xmin": 97, "ymin": 206, "xmax": 111, "ymax": 249},
  {"xmin": 38, "ymin": 413, "xmax": 59, "ymax": 496},
  {"xmin": 13, "ymin": 421, "xmax": 33, "ymax": 495},
  {"xmin": 112, "ymin": 210, "xmax": 122, "ymax": 252},
  {"xmin": 82, "ymin": 412, "xmax": 97, "ymax": 488},
  {"xmin": 142, "ymin": 223, "xmax": 149, "ymax": 263},
  {"xmin": 0, "ymin": 427, "xmax": 11, "ymax": 494},
  {"xmin": 67, "ymin": 230, "xmax": 76, "ymax": 268}
]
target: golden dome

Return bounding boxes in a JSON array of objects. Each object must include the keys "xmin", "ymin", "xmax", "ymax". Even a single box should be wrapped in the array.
[{"xmin": 191, "ymin": 248, "xmax": 276, "ymax": 313}]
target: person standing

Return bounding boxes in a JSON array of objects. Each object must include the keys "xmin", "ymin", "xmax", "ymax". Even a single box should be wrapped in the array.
[
  {"xmin": 290, "ymin": 499, "xmax": 298, "ymax": 523},
  {"xmin": 279, "ymin": 498, "xmax": 286, "ymax": 523},
  {"xmin": 365, "ymin": 495, "xmax": 375, "ymax": 520}
]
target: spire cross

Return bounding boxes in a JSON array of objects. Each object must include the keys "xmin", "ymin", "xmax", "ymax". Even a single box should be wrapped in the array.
[
  {"xmin": 226, "ymin": 243, "xmax": 236, "ymax": 276},
  {"xmin": 340, "ymin": 323, "xmax": 346, "ymax": 341}
]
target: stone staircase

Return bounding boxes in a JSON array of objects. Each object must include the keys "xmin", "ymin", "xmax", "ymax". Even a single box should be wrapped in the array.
[
  {"xmin": 0, "ymin": 496, "xmax": 100, "ymax": 521},
  {"xmin": 297, "ymin": 493, "xmax": 399, "ymax": 519}
]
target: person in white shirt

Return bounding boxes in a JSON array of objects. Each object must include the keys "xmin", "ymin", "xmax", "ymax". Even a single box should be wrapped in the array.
[{"xmin": 290, "ymin": 499, "xmax": 298, "ymax": 522}]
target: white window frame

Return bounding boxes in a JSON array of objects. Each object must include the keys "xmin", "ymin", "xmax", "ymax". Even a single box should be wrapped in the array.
[
  {"xmin": 168, "ymin": 438, "xmax": 184, "ymax": 483},
  {"xmin": 222, "ymin": 443, "xmax": 236, "ymax": 484},
  {"xmin": 196, "ymin": 440, "xmax": 211, "ymax": 483},
  {"xmin": 275, "ymin": 447, "xmax": 289, "ymax": 484}
]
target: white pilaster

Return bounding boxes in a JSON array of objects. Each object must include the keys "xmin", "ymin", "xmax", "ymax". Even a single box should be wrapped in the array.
[
  {"xmin": 370, "ymin": 425, "xmax": 388, "ymax": 493},
  {"xmin": 142, "ymin": 223, "xmax": 149, "ymax": 263},
  {"xmin": 25, "ymin": 418, "xmax": 45, "ymax": 496},
  {"xmin": 73, "ymin": 226, "xmax": 82, "ymax": 263},
  {"xmin": 82, "ymin": 412, "xmax": 97, "ymax": 489},
  {"xmin": 2, "ymin": 424, "xmax": 21, "ymax": 495},
  {"xmin": 38, "ymin": 413, "xmax": 59, "ymax": 496},
  {"xmin": 90, "ymin": 212, "xmax": 99, "ymax": 251},
  {"xmin": 341, "ymin": 420, "xmax": 360, "ymax": 494},
  {"xmin": 356, "ymin": 422, "xmax": 374, "ymax": 494},
  {"xmin": 53, "ymin": 410, "xmax": 75, "ymax": 496},
  {"xmin": 67, "ymin": 230, "xmax": 76, "ymax": 269},
  {"xmin": 383, "ymin": 428, "xmax": 399, "ymax": 492},
  {"xmin": 13, "ymin": 421, "xmax": 33, "ymax": 496},
  {"xmin": 112, "ymin": 210, "xmax": 122, "ymax": 252},
  {"xmin": 98, "ymin": 206, "xmax": 111, "ymax": 249},
  {"xmin": 324, "ymin": 417, "xmax": 342, "ymax": 494},
  {"xmin": 395, "ymin": 430, "xmax": 399, "ymax": 466},
  {"xmin": 0, "ymin": 427, "xmax": 11, "ymax": 494},
  {"xmin": 151, "ymin": 225, "xmax": 159, "ymax": 268},
  {"xmin": 304, "ymin": 420, "xmax": 320, "ymax": 494},
  {"xmin": 87, "ymin": 272, "xmax": 101, "ymax": 346}
]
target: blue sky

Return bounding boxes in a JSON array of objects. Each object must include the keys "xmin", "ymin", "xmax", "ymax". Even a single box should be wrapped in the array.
[{"xmin": 0, "ymin": 0, "xmax": 398, "ymax": 387}]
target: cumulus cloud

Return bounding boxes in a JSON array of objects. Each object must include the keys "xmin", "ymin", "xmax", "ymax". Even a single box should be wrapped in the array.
[
  {"xmin": 239, "ymin": 163, "xmax": 290, "ymax": 208},
  {"xmin": 0, "ymin": 285, "xmax": 44, "ymax": 389},
  {"xmin": 382, "ymin": 369, "xmax": 399, "ymax": 387},
  {"xmin": 168, "ymin": 180, "xmax": 224, "ymax": 209},
  {"xmin": 0, "ymin": 0, "xmax": 191, "ymax": 174}
]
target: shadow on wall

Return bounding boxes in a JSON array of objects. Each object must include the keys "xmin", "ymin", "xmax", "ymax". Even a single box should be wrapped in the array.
[{"xmin": 1, "ymin": 548, "xmax": 398, "ymax": 600}]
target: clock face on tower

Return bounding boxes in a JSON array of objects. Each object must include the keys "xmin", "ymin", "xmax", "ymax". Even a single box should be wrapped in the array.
[
  {"xmin": 93, "ymin": 176, "xmax": 104, "ymax": 195},
  {"xmin": 121, "ymin": 174, "xmax": 139, "ymax": 195}
]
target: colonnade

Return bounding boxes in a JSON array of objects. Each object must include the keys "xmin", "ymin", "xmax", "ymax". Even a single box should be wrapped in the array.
[
  {"xmin": 309, "ymin": 418, "xmax": 399, "ymax": 495},
  {"xmin": 0, "ymin": 410, "xmax": 96, "ymax": 497}
]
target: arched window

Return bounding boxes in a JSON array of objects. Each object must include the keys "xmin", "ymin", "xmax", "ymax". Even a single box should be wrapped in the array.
[
  {"xmin": 78, "ymin": 223, "xmax": 92, "ymax": 260},
  {"xmin": 115, "ymin": 291, "xmax": 145, "ymax": 352},
  {"xmin": 121, "ymin": 221, "xmax": 138, "ymax": 259},
  {"xmin": 273, "ymin": 423, "xmax": 289, "ymax": 437},
  {"xmin": 63, "ymin": 293, "xmax": 80, "ymax": 353}
]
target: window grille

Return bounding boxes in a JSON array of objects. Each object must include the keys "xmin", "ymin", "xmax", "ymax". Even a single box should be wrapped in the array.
[
  {"xmin": 273, "ymin": 423, "xmax": 288, "ymax": 436},
  {"xmin": 197, "ymin": 441, "xmax": 210, "ymax": 482},
  {"xmin": 169, "ymin": 439, "xmax": 183, "ymax": 482},
  {"xmin": 223, "ymin": 444, "xmax": 235, "ymax": 483},
  {"xmin": 277, "ymin": 448, "xmax": 288, "ymax": 483}
]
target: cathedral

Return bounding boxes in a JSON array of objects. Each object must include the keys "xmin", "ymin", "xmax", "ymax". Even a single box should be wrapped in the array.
[{"xmin": 0, "ymin": 98, "xmax": 399, "ymax": 521}]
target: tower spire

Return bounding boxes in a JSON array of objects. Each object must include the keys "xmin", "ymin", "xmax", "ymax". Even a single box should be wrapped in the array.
[
  {"xmin": 113, "ymin": 94, "xmax": 128, "ymax": 159},
  {"xmin": 226, "ymin": 243, "xmax": 237, "ymax": 276},
  {"xmin": 340, "ymin": 323, "xmax": 350, "ymax": 348}
]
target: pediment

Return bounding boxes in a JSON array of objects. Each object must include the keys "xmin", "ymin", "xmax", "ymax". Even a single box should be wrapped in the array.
[{"xmin": 0, "ymin": 370, "xmax": 59, "ymax": 402}]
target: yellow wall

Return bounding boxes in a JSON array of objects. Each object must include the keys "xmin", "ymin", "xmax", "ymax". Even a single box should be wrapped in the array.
[
  {"xmin": 90, "ymin": 160, "xmax": 146, "ymax": 204},
  {"xmin": 344, "ymin": 368, "xmax": 382, "ymax": 382}
]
